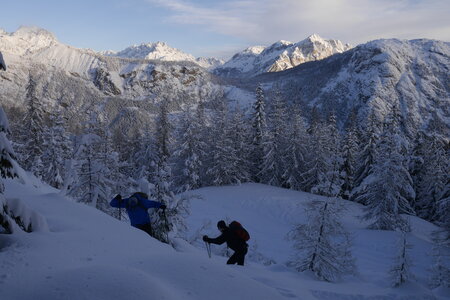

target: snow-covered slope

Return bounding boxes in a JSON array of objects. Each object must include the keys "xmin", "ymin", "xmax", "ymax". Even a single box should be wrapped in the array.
[
  {"xmin": 214, "ymin": 34, "xmax": 351, "ymax": 78},
  {"xmin": 0, "ymin": 26, "xmax": 220, "ymax": 130},
  {"xmin": 103, "ymin": 42, "xmax": 223, "ymax": 70},
  {"xmin": 1, "ymin": 176, "xmax": 445, "ymax": 300}
]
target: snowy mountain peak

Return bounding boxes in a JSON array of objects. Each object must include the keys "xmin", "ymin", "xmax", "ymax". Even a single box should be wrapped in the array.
[
  {"xmin": 306, "ymin": 33, "xmax": 324, "ymax": 42},
  {"xmin": 13, "ymin": 26, "xmax": 57, "ymax": 41},
  {"xmin": 108, "ymin": 41, "xmax": 195, "ymax": 62},
  {"xmin": 215, "ymin": 35, "xmax": 352, "ymax": 77}
]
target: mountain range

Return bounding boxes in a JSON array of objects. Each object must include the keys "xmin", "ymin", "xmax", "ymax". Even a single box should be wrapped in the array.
[{"xmin": 0, "ymin": 26, "xmax": 449, "ymax": 139}]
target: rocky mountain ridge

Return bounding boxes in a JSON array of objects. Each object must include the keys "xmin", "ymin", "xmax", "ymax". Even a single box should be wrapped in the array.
[{"xmin": 214, "ymin": 34, "xmax": 352, "ymax": 78}]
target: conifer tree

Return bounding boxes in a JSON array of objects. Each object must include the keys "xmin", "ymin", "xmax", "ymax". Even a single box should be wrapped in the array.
[
  {"xmin": 311, "ymin": 113, "xmax": 343, "ymax": 197},
  {"xmin": 20, "ymin": 76, "xmax": 46, "ymax": 177},
  {"xmin": 340, "ymin": 114, "xmax": 359, "ymax": 199},
  {"xmin": 358, "ymin": 107, "xmax": 415, "ymax": 230},
  {"xmin": 229, "ymin": 104, "xmax": 251, "ymax": 184},
  {"xmin": 261, "ymin": 89, "xmax": 288, "ymax": 186},
  {"xmin": 69, "ymin": 110, "xmax": 111, "ymax": 214},
  {"xmin": 41, "ymin": 105, "xmax": 71, "ymax": 189},
  {"xmin": 150, "ymin": 100, "xmax": 177, "ymax": 243},
  {"xmin": 351, "ymin": 112, "xmax": 380, "ymax": 203},
  {"xmin": 282, "ymin": 104, "xmax": 307, "ymax": 191},
  {"xmin": 206, "ymin": 96, "xmax": 240, "ymax": 186},
  {"xmin": 288, "ymin": 200, "xmax": 356, "ymax": 282},
  {"xmin": 251, "ymin": 84, "xmax": 267, "ymax": 182},
  {"xmin": 174, "ymin": 106, "xmax": 207, "ymax": 192},
  {"xmin": 0, "ymin": 107, "xmax": 21, "ymax": 233}
]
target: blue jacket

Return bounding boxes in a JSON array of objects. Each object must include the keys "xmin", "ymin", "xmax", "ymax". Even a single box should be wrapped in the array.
[{"xmin": 110, "ymin": 193, "xmax": 163, "ymax": 226}]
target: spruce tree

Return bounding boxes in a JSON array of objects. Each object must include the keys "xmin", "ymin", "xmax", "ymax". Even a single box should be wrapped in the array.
[
  {"xmin": 250, "ymin": 84, "xmax": 267, "ymax": 182},
  {"xmin": 20, "ymin": 76, "xmax": 46, "ymax": 177},
  {"xmin": 340, "ymin": 114, "xmax": 359, "ymax": 199},
  {"xmin": 41, "ymin": 105, "xmax": 71, "ymax": 189},
  {"xmin": 282, "ymin": 104, "xmax": 307, "ymax": 191},
  {"xmin": 358, "ymin": 107, "xmax": 415, "ymax": 230},
  {"xmin": 261, "ymin": 89, "xmax": 288, "ymax": 187},
  {"xmin": 0, "ymin": 107, "xmax": 21, "ymax": 233}
]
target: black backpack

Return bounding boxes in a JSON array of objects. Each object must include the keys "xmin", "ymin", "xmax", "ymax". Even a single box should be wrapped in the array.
[{"xmin": 229, "ymin": 221, "xmax": 250, "ymax": 242}]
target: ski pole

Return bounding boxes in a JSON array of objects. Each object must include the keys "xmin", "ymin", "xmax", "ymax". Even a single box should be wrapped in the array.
[{"xmin": 205, "ymin": 241, "xmax": 211, "ymax": 258}]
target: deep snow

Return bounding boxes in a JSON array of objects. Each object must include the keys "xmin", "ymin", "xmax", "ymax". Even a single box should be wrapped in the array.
[{"xmin": 0, "ymin": 177, "xmax": 446, "ymax": 300}]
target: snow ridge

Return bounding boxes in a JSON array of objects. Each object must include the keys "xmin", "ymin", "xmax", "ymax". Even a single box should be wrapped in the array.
[{"xmin": 215, "ymin": 34, "xmax": 352, "ymax": 77}]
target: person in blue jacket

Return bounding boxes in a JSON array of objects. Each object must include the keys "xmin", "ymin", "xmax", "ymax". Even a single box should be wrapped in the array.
[{"xmin": 110, "ymin": 192, "xmax": 166, "ymax": 237}]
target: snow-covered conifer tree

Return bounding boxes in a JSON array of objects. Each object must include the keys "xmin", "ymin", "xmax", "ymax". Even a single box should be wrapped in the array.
[
  {"xmin": 390, "ymin": 231, "xmax": 414, "ymax": 287},
  {"xmin": 69, "ymin": 110, "xmax": 111, "ymax": 214},
  {"xmin": 250, "ymin": 84, "xmax": 267, "ymax": 182},
  {"xmin": 311, "ymin": 113, "xmax": 343, "ymax": 197},
  {"xmin": 0, "ymin": 107, "xmax": 21, "ymax": 233},
  {"xmin": 206, "ymin": 96, "xmax": 240, "ymax": 186},
  {"xmin": 260, "ymin": 89, "xmax": 288, "ymax": 186},
  {"xmin": 150, "ymin": 100, "xmax": 177, "ymax": 243},
  {"xmin": 358, "ymin": 106, "xmax": 415, "ymax": 230},
  {"xmin": 340, "ymin": 113, "xmax": 359, "ymax": 199},
  {"xmin": 282, "ymin": 104, "xmax": 307, "ymax": 191},
  {"xmin": 174, "ymin": 106, "xmax": 207, "ymax": 192},
  {"xmin": 20, "ymin": 76, "xmax": 46, "ymax": 177},
  {"xmin": 41, "ymin": 105, "xmax": 71, "ymax": 189},
  {"xmin": 229, "ymin": 104, "xmax": 251, "ymax": 184},
  {"xmin": 351, "ymin": 113, "xmax": 380, "ymax": 203},
  {"xmin": 288, "ymin": 200, "xmax": 356, "ymax": 282}
]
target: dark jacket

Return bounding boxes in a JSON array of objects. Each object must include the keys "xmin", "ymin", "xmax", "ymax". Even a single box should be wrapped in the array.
[
  {"xmin": 207, "ymin": 227, "xmax": 248, "ymax": 252},
  {"xmin": 110, "ymin": 194, "xmax": 162, "ymax": 226}
]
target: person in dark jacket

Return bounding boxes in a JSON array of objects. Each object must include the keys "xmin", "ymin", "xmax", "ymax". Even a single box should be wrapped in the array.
[
  {"xmin": 203, "ymin": 220, "xmax": 248, "ymax": 266},
  {"xmin": 110, "ymin": 192, "xmax": 166, "ymax": 237}
]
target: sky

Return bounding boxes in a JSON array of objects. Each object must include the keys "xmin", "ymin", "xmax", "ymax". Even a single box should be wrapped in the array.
[{"xmin": 2, "ymin": 0, "xmax": 450, "ymax": 59}]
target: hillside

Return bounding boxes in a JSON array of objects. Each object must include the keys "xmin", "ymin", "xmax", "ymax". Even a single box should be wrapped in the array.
[{"xmin": 0, "ymin": 175, "xmax": 445, "ymax": 300}]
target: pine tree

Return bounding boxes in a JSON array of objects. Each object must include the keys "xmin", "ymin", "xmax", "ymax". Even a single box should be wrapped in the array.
[
  {"xmin": 250, "ymin": 84, "xmax": 267, "ymax": 182},
  {"xmin": 206, "ymin": 96, "xmax": 240, "ymax": 186},
  {"xmin": 150, "ymin": 101, "xmax": 176, "ymax": 243},
  {"xmin": 69, "ymin": 111, "xmax": 111, "ymax": 214},
  {"xmin": 0, "ymin": 107, "xmax": 21, "ymax": 233},
  {"xmin": 41, "ymin": 105, "xmax": 72, "ymax": 189},
  {"xmin": 414, "ymin": 135, "xmax": 449, "ymax": 222},
  {"xmin": 20, "ymin": 76, "xmax": 46, "ymax": 177},
  {"xmin": 340, "ymin": 114, "xmax": 359, "ymax": 199},
  {"xmin": 261, "ymin": 89, "xmax": 288, "ymax": 186},
  {"xmin": 282, "ymin": 104, "xmax": 307, "ymax": 191},
  {"xmin": 229, "ymin": 104, "xmax": 251, "ymax": 184},
  {"xmin": 390, "ymin": 231, "xmax": 414, "ymax": 287},
  {"xmin": 358, "ymin": 107, "xmax": 415, "ymax": 231},
  {"xmin": 311, "ymin": 113, "xmax": 343, "ymax": 197},
  {"xmin": 174, "ymin": 106, "xmax": 207, "ymax": 192},
  {"xmin": 351, "ymin": 113, "xmax": 380, "ymax": 203},
  {"xmin": 288, "ymin": 200, "xmax": 356, "ymax": 282}
]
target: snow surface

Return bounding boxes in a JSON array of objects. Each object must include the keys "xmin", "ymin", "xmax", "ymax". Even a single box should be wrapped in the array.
[{"xmin": 0, "ymin": 175, "xmax": 445, "ymax": 300}]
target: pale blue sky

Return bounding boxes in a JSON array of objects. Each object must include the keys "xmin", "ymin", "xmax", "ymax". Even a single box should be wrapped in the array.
[{"xmin": 2, "ymin": 0, "xmax": 449, "ymax": 58}]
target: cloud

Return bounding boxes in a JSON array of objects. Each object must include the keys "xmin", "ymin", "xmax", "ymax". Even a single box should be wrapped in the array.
[{"xmin": 146, "ymin": 0, "xmax": 450, "ymax": 47}]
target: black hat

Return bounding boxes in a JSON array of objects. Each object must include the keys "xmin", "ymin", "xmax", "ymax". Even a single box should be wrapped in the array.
[{"xmin": 217, "ymin": 220, "xmax": 227, "ymax": 229}]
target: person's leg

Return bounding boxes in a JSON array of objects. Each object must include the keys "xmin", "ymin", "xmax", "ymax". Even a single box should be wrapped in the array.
[
  {"xmin": 237, "ymin": 247, "xmax": 248, "ymax": 266},
  {"xmin": 135, "ymin": 223, "xmax": 154, "ymax": 236},
  {"xmin": 227, "ymin": 252, "xmax": 239, "ymax": 265}
]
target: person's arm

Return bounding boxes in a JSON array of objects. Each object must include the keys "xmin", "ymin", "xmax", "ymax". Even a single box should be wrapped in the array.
[
  {"xmin": 204, "ymin": 233, "xmax": 226, "ymax": 245},
  {"xmin": 110, "ymin": 195, "xmax": 126, "ymax": 208},
  {"xmin": 142, "ymin": 199, "xmax": 165, "ymax": 209}
]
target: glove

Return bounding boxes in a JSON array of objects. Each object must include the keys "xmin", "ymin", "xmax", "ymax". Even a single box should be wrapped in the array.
[
  {"xmin": 160, "ymin": 204, "xmax": 167, "ymax": 210},
  {"xmin": 202, "ymin": 235, "xmax": 210, "ymax": 242},
  {"xmin": 115, "ymin": 194, "xmax": 122, "ymax": 201}
]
